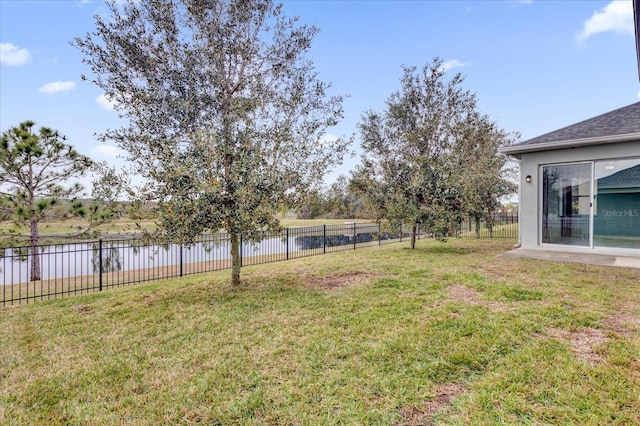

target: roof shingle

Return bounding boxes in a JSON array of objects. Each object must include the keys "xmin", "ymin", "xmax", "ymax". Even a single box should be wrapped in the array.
[
  {"xmin": 598, "ymin": 164, "xmax": 640, "ymax": 189},
  {"xmin": 518, "ymin": 101, "xmax": 640, "ymax": 147}
]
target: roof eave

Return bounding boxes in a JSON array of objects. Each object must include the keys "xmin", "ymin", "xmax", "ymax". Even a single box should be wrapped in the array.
[{"xmin": 499, "ymin": 132, "xmax": 640, "ymax": 158}]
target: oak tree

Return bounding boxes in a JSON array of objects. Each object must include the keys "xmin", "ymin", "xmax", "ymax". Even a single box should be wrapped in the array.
[
  {"xmin": 353, "ymin": 58, "xmax": 515, "ymax": 248},
  {"xmin": 452, "ymin": 113, "xmax": 517, "ymax": 237},
  {"xmin": 75, "ymin": 0, "xmax": 349, "ymax": 285}
]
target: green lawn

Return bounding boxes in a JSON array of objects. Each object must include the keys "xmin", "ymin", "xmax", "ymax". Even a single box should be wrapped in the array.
[
  {"xmin": 0, "ymin": 219, "xmax": 158, "ymax": 240},
  {"xmin": 1, "ymin": 238, "xmax": 639, "ymax": 425},
  {"xmin": 0, "ymin": 218, "xmax": 370, "ymax": 241}
]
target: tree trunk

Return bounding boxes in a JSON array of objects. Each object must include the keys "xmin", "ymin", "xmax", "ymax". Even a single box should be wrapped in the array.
[
  {"xmin": 230, "ymin": 232, "xmax": 241, "ymax": 286},
  {"xmin": 410, "ymin": 223, "xmax": 417, "ymax": 249},
  {"xmin": 30, "ymin": 218, "xmax": 41, "ymax": 281},
  {"xmin": 475, "ymin": 217, "xmax": 481, "ymax": 239}
]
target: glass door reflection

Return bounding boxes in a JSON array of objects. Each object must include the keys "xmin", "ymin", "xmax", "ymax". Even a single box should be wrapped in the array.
[
  {"xmin": 542, "ymin": 163, "xmax": 592, "ymax": 246},
  {"xmin": 594, "ymin": 158, "xmax": 640, "ymax": 249}
]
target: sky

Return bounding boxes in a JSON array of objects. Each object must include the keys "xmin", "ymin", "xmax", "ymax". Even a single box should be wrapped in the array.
[{"xmin": 1, "ymin": 0, "xmax": 639, "ymax": 190}]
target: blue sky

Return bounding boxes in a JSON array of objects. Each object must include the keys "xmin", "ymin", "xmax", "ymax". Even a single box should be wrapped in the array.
[{"xmin": 1, "ymin": 0, "xmax": 639, "ymax": 187}]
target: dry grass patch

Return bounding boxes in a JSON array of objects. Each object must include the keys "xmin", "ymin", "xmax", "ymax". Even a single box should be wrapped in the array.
[
  {"xmin": 304, "ymin": 271, "xmax": 380, "ymax": 291},
  {"xmin": 428, "ymin": 283, "xmax": 545, "ymax": 314},
  {"xmin": 539, "ymin": 309, "xmax": 640, "ymax": 366},
  {"xmin": 442, "ymin": 284, "xmax": 510, "ymax": 311},
  {"xmin": 245, "ymin": 265, "xmax": 381, "ymax": 291},
  {"xmin": 70, "ymin": 305, "xmax": 93, "ymax": 314},
  {"xmin": 541, "ymin": 327, "xmax": 607, "ymax": 366},
  {"xmin": 398, "ymin": 382, "xmax": 465, "ymax": 426},
  {"xmin": 603, "ymin": 311, "xmax": 640, "ymax": 334}
]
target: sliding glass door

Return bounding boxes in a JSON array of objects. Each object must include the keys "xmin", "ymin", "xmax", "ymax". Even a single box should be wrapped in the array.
[
  {"xmin": 593, "ymin": 158, "xmax": 640, "ymax": 249},
  {"xmin": 542, "ymin": 163, "xmax": 592, "ymax": 246},
  {"xmin": 541, "ymin": 158, "xmax": 640, "ymax": 250}
]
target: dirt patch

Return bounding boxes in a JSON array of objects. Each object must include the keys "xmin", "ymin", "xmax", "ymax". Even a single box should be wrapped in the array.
[
  {"xmin": 543, "ymin": 327, "xmax": 606, "ymax": 366},
  {"xmin": 476, "ymin": 261, "xmax": 523, "ymax": 282},
  {"xmin": 540, "ymin": 310, "xmax": 640, "ymax": 366},
  {"xmin": 304, "ymin": 272, "xmax": 378, "ymax": 290},
  {"xmin": 446, "ymin": 284, "xmax": 482, "ymax": 302},
  {"xmin": 603, "ymin": 312, "xmax": 640, "ymax": 335},
  {"xmin": 397, "ymin": 382, "xmax": 465, "ymax": 425},
  {"xmin": 71, "ymin": 305, "xmax": 93, "ymax": 314},
  {"xmin": 441, "ymin": 284, "xmax": 510, "ymax": 311},
  {"xmin": 243, "ymin": 268, "xmax": 380, "ymax": 291}
]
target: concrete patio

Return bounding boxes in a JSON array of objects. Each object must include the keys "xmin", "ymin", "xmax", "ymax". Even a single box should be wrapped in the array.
[{"xmin": 500, "ymin": 247, "xmax": 640, "ymax": 270}]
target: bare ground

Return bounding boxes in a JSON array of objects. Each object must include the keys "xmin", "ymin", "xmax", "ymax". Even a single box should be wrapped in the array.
[
  {"xmin": 539, "ymin": 310, "xmax": 640, "ymax": 366},
  {"xmin": 443, "ymin": 284, "xmax": 511, "ymax": 310},
  {"xmin": 397, "ymin": 383, "xmax": 465, "ymax": 426},
  {"xmin": 303, "ymin": 271, "xmax": 381, "ymax": 291}
]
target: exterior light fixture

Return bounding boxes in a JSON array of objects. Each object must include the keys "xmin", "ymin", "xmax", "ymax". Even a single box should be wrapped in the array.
[{"xmin": 525, "ymin": 175, "xmax": 532, "ymax": 183}]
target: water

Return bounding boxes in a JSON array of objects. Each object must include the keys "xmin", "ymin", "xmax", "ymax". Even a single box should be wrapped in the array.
[
  {"xmin": 0, "ymin": 236, "xmax": 297, "ymax": 285},
  {"xmin": 1, "ymin": 226, "xmax": 385, "ymax": 285}
]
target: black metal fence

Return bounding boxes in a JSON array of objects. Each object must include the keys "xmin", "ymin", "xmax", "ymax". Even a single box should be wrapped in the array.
[
  {"xmin": 1, "ymin": 217, "xmax": 518, "ymax": 306},
  {"xmin": 458, "ymin": 213, "xmax": 519, "ymax": 239}
]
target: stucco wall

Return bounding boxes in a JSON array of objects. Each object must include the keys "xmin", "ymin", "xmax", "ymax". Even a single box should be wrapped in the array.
[{"xmin": 518, "ymin": 141, "xmax": 640, "ymax": 249}]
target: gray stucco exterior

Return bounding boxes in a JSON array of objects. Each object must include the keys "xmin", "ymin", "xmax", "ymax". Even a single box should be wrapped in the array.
[
  {"xmin": 516, "ymin": 141, "xmax": 640, "ymax": 251},
  {"xmin": 501, "ymin": 102, "xmax": 640, "ymax": 253}
]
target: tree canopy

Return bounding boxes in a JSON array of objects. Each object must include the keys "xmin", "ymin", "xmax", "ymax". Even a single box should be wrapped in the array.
[
  {"xmin": 74, "ymin": 0, "xmax": 350, "ymax": 285},
  {"xmin": 352, "ymin": 58, "xmax": 516, "ymax": 248},
  {"xmin": 0, "ymin": 121, "xmax": 93, "ymax": 280}
]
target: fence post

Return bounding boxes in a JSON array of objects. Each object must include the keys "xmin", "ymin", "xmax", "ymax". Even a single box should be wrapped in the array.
[
  {"xmin": 323, "ymin": 225, "xmax": 326, "ymax": 254},
  {"xmin": 179, "ymin": 244, "xmax": 183, "ymax": 277},
  {"xmin": 98, "ymin": 239, "xmax": 103, "ymax": 292},
  {"xmin": 286, "ymin": 228, "xmax": 289, "ymax": 260},
  {"xmin": 240, "ymin": 235, "xmax": 243, "ymax": 267},
  {"xmin": 400, "ymin": 224, "xmax": 402, "ymax": 242},
  {"xmin": 379, "ymin": 222, "xmax": 381, "ymax": 246},
  {"xmin": 353, "ymin": 222, "xmax": 357, "ymax": 250}
]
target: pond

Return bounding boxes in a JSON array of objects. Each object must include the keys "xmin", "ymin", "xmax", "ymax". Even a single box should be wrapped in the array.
[{"xmin": 1, "ymin": 229, "xmax": 386, "ymax": 285}]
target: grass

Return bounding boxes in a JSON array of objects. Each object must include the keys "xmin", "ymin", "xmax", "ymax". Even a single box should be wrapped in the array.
[
  {"xmin": 456, "ymin": 221, "xmax": 518, "ymax": 239},
  {"xmin": 280, "ymin": 218, "xmax": 373, "ymax": 228},
  {"xmin": 1, "ymin": 238, "xmax": 639, "ymax": 424},
  {"xmin": 0, "ymin": 219, "xmax": 157, "ymax": 240},
  {"xmin": 0, "ymin": 218, "xmax": 370, "ymax": 241}
]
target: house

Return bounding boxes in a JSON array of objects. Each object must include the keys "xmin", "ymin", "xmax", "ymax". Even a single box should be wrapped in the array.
[
  {"xmin": 498, "ymin": 2, "xmax": 640, "ymax": 255},
  {"xmin": 500, "ymin": 102, "xmax": 640, "ymax": 253}
]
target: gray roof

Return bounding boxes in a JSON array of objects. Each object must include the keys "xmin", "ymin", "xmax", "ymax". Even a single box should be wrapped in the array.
[
  {"xmin": 520, "ymin": 102, "xmax": 640, "ymax": 146},
  {"xmin": 501, "ymin": 102, "xmax": 640, "ymax": 156},
  {"xmin": 598, "ymin": 164, "xmax": 640, "ymax": 190}
]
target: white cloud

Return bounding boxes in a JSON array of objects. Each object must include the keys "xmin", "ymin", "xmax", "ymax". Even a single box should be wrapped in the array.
[
  {"xmin": 38, "ymin": 81, "xmax": 75, "ymax": 95},
  {"xmin": 0, "ymin": 42, "xmax": 30, "ymax": 66},
  {"xmin": 440, "ymin": 59, "xmax": 468, "ymax": 73},
  {"xmin": 91, "ymin": 144, "xmax": 123, "ymax": 158},
  {"xmin": 96, "ymin": 93, "xmax": 118, "ymax": 110},
  {"xmin": 319, "ymin": 133, "xmax": 338, "ymax": 147},
  {"xmin": 321, "ymin": 133, "xmax": 337, "ymax": 142},
  {"xmin": 577, "ymin": 0, "xmax": 634, "ymax": 41}
]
